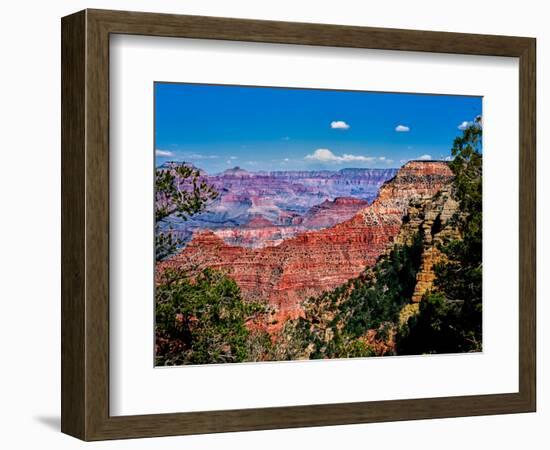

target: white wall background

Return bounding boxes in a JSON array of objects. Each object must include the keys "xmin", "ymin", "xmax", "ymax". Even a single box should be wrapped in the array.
[{"xmin": 0, "ymin": 0, "xmax": 546, "ymax": 448}]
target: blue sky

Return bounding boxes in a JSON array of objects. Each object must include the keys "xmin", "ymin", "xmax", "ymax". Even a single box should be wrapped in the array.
[{"xmin": 155, "ymin": 82, "xmax": 481, "ymax": 173}]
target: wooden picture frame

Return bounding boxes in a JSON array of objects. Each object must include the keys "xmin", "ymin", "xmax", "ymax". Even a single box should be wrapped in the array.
[{"xmin": 61, "ymin": 9, "xmax": 536, "ymax": 441}]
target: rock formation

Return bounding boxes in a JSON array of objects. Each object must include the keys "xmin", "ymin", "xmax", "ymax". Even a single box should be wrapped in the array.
[
  {"xmin": 389, "ymin": 182, "xmax": 461, "ymax": 303},
  {"xmin": 298, "ymin": 197, "xmax": 369, "ymax": 229},
  {"xmin": 158, "ymin": 161, "xmax": 454, "ymax": 331},
  {"xmin": 211, "ymin": 197, "xmax": 370, "ymax": 248},
  {"xmin": 158, "ymin": 166, "xmax": 398, "ymax": 247}
]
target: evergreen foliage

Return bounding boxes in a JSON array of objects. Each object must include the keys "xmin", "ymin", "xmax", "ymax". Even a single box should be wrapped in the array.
[{"xmin": 155, "ymin": 268, "xmax": 268, "ymax": 365}]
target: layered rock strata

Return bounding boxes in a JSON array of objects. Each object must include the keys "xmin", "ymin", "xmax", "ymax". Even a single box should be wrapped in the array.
[
  {"xmin": 158, "ymin": 165, "xmax": 398, "ymax": 247},
  {"xmin": 159, "ymin": 161, "xmax": 454, "ymax": 330}
]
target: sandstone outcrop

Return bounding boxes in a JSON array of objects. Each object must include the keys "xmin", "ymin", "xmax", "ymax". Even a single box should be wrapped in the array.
[{"xmin": 389, "ymin": 182, "xmax": 461, "ymax": 303}]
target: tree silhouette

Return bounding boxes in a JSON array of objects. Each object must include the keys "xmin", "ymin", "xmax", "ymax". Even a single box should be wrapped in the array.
[{"xmin": 155, "ymin": 163, "xmax": 218, "ymax": 261}]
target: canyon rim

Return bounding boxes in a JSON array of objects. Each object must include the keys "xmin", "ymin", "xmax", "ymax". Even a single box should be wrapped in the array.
[{"xmin": 154, "ymin": 83, "xmax": 483, "ymax": 365}]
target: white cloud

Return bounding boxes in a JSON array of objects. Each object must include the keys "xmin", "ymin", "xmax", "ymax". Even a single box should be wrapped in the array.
[
  {"xmin": 417, "ymin": 154, "xmax": 432, "ymax": 160},
  {"xmin": 305, "ymin": 148, "xmax": 375, "ymax": 164},
  {"xmin": 229, "ymin": 156, "xmax": 238, "ymax": 160},
  {"xmin": 457, "ymin": 120, "xmax": 471, "ymax": 130},
  {"xmin": 331, "ymin": 120, "xmax": 350, "ymax": 130},
  {"xmin": 395, "ymin": 125, "xmax": 410, "ymax": 132},
  {"xmin": 155, "ymin": 149, "xmax": 174, "ymax": 157},
  {"xmin": 443, "ymin": 155, "xmax": 454, "ymax": 161}
]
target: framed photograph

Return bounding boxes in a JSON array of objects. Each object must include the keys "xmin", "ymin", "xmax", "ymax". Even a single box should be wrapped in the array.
[{"xmin": 61, "ymin": 9, "xmax": 536, "ymax": 441}]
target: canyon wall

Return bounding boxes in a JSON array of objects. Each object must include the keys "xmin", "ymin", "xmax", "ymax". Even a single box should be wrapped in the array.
[
  {"xmin": 158, "ymin": 165, "xmax": 397, "ymax": 247},
  {"xmin": 158, "ymin": 161, "xmax": 454, "ymax": 330}
]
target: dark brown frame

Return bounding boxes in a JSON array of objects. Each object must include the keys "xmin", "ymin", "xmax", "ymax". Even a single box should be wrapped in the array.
[{"xmin": 61, "ymin": 9, "xmax": 536, "ymax": 441}]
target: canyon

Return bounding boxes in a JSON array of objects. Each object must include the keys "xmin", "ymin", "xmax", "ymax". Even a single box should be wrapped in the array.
[
  {"xmin": 211, "ymin": 197, "xmax": 370, "ymax": 248},
  {"xmin": 158, "ymin": 161, "xmax": 455, "ymax": 330},
  {"xmin": 158, "ymin": 164, "xmax": 397, "ymax": 247}
]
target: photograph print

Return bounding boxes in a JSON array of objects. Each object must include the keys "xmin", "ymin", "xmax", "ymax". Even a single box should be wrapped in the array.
[{"xmin": 154, "ymin": 83, "xmax": 482, "ymax": 366}]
